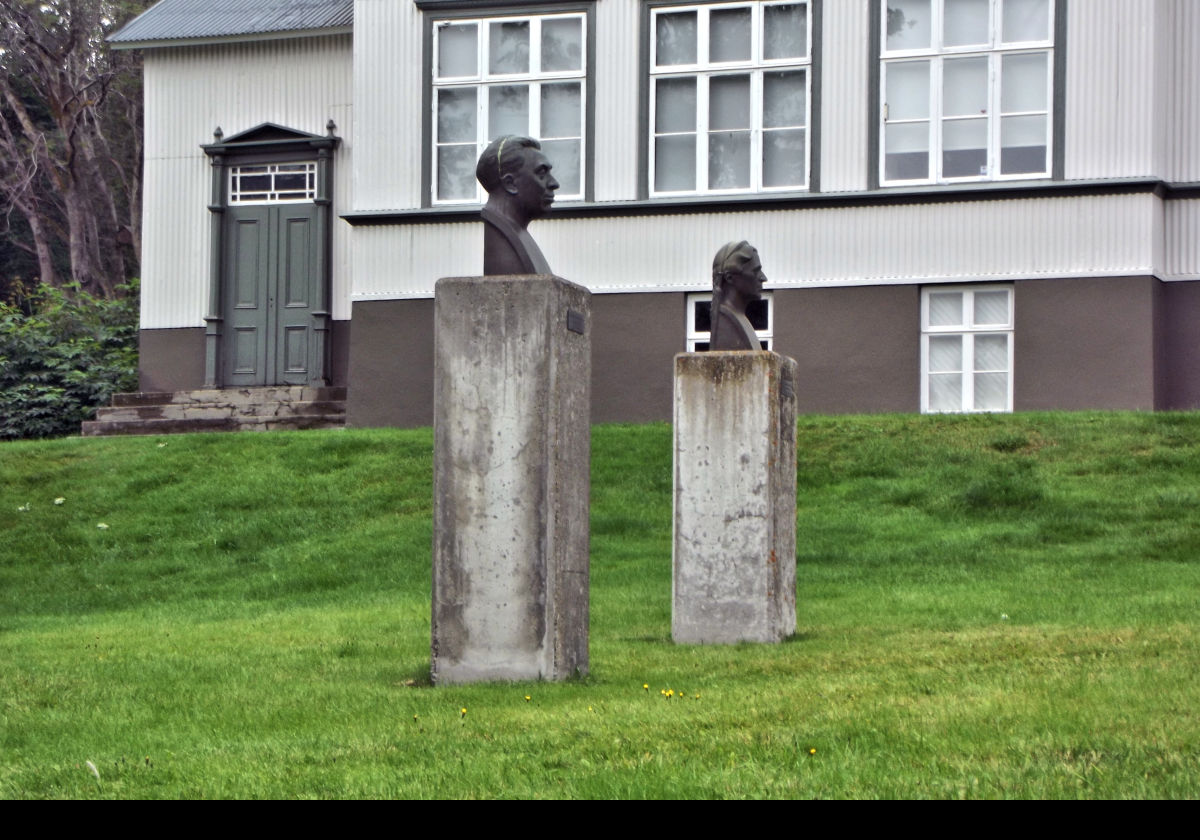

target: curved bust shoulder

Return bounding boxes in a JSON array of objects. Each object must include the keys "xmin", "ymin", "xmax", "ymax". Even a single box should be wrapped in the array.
[{"xmin": 481, "ymin": 206, "xmax": 552, "ymax": 276}]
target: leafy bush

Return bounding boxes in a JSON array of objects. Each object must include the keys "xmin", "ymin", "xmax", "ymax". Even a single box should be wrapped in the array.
[{"xmin": 0, "ymin": 282, "xmax": 138, "ymax": 439}]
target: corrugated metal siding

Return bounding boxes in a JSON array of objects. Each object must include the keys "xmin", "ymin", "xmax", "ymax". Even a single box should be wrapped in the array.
[
  {"xmin": 351, "ymin": 0, "xmax": 423, "ymax": 210},
  {"xmin": 593, "ymin": 0, "xmax": 640, "ymax": 201},
  {"xmin": 1162, "ymin": 0, "xmax": 1200, "ymax": 181},
  {"xmin": 141, "ymin": 35, "xmax": 353, "ymax": 328},
  {"xmin": 1065, "ymin": 0, "xmax": 1158, "ymax": 180},
  {"xmin": 351, "ymin": 192, "xmax": 1158, "ymax": 299},
  {"xmin": 819, "ymin": 0, "xmax": 869, "ymax": 192},
  {"xmin": 140, "ymin": 156, "xmax": 210, "ymax": 328},
  {"xmin": 1164, "ymin": 198, "xmax": 1200, "ymax": 280},
  {"xmin": 112, "ymin": 0, "xmax": 352, "ymax": 44}
]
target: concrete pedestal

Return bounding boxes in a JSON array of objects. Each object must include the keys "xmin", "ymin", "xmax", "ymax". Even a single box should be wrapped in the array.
[
  {"xmin": 672, "ymin": 351, "xmax": 798, "ymax": 644},
  {"xmin": 432, "ymin": 275, "xmax": 590, "ymax": 684}
]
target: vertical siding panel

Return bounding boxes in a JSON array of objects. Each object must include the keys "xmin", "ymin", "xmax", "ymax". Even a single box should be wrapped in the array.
[
  {"xmin": 820, "ymin": 0, "xmax": 869, "ymax": 192},
  {"xmin": 141, "ymin": 35, "xmax": 352, "ymax": 329},
  {"xmin": 1164, "ymin": 200, "xmax": 1200, "ymax": 280},
  {"xmin": 1163, "ymin": 0, "xmax": 1200, "ymax": 180},
  {"xmin": 593, "ymin": 0, "xmax": 639, "ymax": 201},
  {"xmin": 353, "ymin": 0, "xmax": 423, "ymax": 210},
  {"xmin": 1065, "ymin": 0, "xmax": 1157, "ymax": 179}
]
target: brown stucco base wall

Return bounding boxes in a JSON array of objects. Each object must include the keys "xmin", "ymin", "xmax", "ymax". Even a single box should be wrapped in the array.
[
  {"xmin": 1014, "ymin": 276, "xmax": 1158, "ymax": 411},
  {"xmin": 346, "ymin": 293, "xmax": 684, "ymax": 427},
  {"xmin": 138, "ymin": 328, "xmax": 206, "ymax": 392},
  {"xmin": 138, "ymin": 323, "xmax": 350, "ymax": 393},
  {"xmin": 346, "ymin": 298, "xmax": 436, "ymax": 428},
  {"xmin": 344, "ymin": 277, "xmax": 1200, "ymax": 427},
  {"xmin": 1162, "ymin": 280, "xmax": 1200, "ymax": 410},
  {"xmin": 774, "ymin": 285, "xmax": 920, "ymax": 413},
  {"xmin": 590, "ymin": 293, "xmax": 681, "ymax": 423}
]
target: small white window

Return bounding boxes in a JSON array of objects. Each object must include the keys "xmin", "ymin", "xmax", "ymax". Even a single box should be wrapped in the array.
[
  {"xmin": 651, "ymin": 2, "xmax": 812, "ymax": 196},
  {"xmin": 687, "ymin": 291, "xmax": 773, "ymax": 351},
  {"xmin": 881, "ymin": 0, "xmax": 1054, "ymax": 184},
  {"xmin": 921, "ymin": 285, "xmax": 1013, "ymax": 413},
  {"xmin": 228, "ymin": 162, "xmax": 317, "ymax": 204},
  {"xmin": 432, "ymin": 12, "xmax": 587, "ymax": 204}
]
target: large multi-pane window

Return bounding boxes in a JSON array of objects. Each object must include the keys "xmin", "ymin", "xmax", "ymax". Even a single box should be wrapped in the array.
[
  {"xmin": 433, "ymin": 13, "xmax": 586, "ymax": 204},
  {"xmin": 881, "ymin": 0, "xmax": 1053, "ymax": 184},
  {"xmin": 921, "ymin": 285, "xmax": 1013, "ymax": 413},
  {"xmin": 651, "ymin": 2, "xmax": 811, "ymax": 196}
]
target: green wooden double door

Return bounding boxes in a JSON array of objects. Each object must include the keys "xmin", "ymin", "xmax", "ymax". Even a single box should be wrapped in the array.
[{"xmin": 222, "ymin": 204, "xmax": 322, "ymax": 387}]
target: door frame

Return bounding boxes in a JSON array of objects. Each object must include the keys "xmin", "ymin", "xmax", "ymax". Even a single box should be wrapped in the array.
[{"xmin": 201, "ymin": 122, "xmax": 340, "ymax": 388}]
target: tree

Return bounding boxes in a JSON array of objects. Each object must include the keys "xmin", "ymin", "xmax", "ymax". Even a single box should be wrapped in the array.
[{"xmin": 0, "ymin": 0, "xmax": 149, "ymax": 299}]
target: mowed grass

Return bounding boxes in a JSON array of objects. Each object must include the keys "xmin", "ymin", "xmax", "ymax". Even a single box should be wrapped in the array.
[{"xmin": 1, "ymin": 413, "xmax": 1198, "ymax": 798}]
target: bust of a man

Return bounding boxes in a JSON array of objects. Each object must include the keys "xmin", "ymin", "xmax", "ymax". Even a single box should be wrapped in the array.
[
  {"xmin": 476, "ymin": 136, "xmax": 560, "ymax": 275},
  {"xmin": 709, "ymin": 241, "xmax": 766, "ymax": 351}
]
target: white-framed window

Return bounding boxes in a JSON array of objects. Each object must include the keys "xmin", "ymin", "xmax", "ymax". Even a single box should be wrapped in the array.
[
  {"xmin": 921, "ymin": 285, "xmax": 1013, "ymax": 413},
  {"xmin": 432, "ymin": 12, "xmax": 586, "ymax": 204},
  {"xmin": 228, "ymin": 162, "xmax": 317, "ymax": 204},
  {"xmin": 881, "ymin": 0, "xmax": 1053, "ymax": 185},
  {"xmin": 651, "ymin": 2, "xmax": 811, "ymax": 196},
  {"xmin": 687, "ymin": 291, "xmax": 773, "ymax": 350}
]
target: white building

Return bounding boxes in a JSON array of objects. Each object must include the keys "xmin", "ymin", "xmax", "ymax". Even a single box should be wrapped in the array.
[{"xmin": 112, "ymin": 0, "xmax": 1200, "ymax": 425}]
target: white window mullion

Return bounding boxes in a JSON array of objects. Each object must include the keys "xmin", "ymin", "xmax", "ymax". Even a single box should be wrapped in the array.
[
  {"xmin": 988, "ymin": 52, "xmax": 999, "ymax": 179},
  {"xmin": 697, "ymin": 74, "xmax": 711, "ymax": 191},
  {"xmin": 931, "ymin": 56, "xmax": 944, "ymax": 181},
  {"xmin": 529, "ymin": 81, "xmax": 542, "ymax": 143},
  {"xmin": 750, "ymin": 70, "xmax": 763, "ymax": 189},
  {"xmin": 530, "ymin": 17, "xmax": 541, "ymax": 75},
  {"xmin": 961, "ymin": 318, "xmax": 976, "ymax": 411}
]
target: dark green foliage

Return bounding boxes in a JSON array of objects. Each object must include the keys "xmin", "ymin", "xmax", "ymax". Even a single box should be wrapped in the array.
[{"xmin": 0, "ymin": 282, "xmax": 138, "ymax": 439}]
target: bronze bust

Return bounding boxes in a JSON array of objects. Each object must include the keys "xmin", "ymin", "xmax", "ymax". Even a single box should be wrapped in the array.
[
  {"xmin": 709, "ymin": 241, "xmax": 766, "ymax": 351},
  {"xmin": 476, "ymin": 136, "xmax": 559, "ymax": 275}
]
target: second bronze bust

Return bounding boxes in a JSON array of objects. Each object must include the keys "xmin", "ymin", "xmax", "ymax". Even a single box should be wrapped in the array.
[{"xmin": 709, "ymin": 241, "xmax": 767, "ymax": 351}]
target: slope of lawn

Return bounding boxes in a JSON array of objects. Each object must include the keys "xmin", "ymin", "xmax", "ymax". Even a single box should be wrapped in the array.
[{"xmin": 1, "ymin": 413, "xmax": 1197, "ymax": 798}]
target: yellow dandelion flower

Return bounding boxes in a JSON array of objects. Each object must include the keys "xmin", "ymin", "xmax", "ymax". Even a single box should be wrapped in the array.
[
  {"xmin": 809, "ymin": 748, "xmax": 817, "ymax": 756},
  {"xmin": 524, "ymin": 695, "xmax": 531, "ymax": 702}
]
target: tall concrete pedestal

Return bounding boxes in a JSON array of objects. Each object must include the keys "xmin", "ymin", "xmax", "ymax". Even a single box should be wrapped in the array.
[
  {"xmin": 432, "ymin": 275, "xmax": 590, "ymax": 684},
  {"xmin": 673, "ymin": 351, "xmax": 798, "ymax": 644}
]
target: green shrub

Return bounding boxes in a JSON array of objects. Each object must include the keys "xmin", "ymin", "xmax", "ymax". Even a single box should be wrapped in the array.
[{"xmin": 0, "ymin": 282, "xmax": 138, "ymax": 439}]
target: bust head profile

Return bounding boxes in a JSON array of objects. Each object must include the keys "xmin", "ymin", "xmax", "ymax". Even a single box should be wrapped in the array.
[
  {"xmin": 709, "ymin": 241, "xmax": 767, "ymax": 351},
  {"xmin": 476, "ymin": 135, "xmax": 560, "ymax": 229}
]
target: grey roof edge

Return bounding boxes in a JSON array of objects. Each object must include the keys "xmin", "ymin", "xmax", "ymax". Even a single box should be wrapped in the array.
[
  {"xmin": 110, "ymin": 26, "xmax": 352, "ymax": 50},
  {"xmin": 109, "ymin": 0, "xmax": 353, "ymax": 48}
]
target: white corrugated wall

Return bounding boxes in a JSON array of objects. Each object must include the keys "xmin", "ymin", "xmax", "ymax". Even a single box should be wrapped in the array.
[
  {"xmin": 1160, "ymin": 0, "xmax": 1200, "ymax": 181},
  {"xmin": 141, "ymin": 34, "xmax": 354, "ymax": 328},
  {"xmin": 351, "ymin": 0, "xmax": 423, "ymax": 210},
  {"xmin": 593, "ymin": 0, "xmax": 640, "ymax": 201},
  {"xmin": 819, "ymin": 0, "xmax": 869, "ymax": 192},
  {"xmin": 351, "ymin": 191, "xmax": 1159, "ymax": 298},
  {"xmin": 341, "ymin": 0, "xmax": 1195, "ymax": 302},
  {"xmin": 1064, "ymin": 0, "xmax": 1158, "ymax": 180},
  {"xmin": 1164, "ymin": 199, "xmax": 1200, "ymax": 280}
]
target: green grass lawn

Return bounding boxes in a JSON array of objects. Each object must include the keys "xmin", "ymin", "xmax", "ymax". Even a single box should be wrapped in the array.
[{"xmin": 1, "ymin": 413, "xmax": 1198, "ymax": 798}]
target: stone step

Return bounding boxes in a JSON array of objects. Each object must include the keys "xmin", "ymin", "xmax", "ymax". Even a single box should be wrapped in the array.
[
  {"xmin": 110, "ymin": 386, "xmax": 346, "ymax": 407},
  {"xmin": 84, "ymin": 386, "xmax": 348, "ymax": 436},
  {"xmin": 81, "ymin": 412, "xmax": 346, "ymax": 437},
  {"xmin": 94, "ymin": 399, "xmax": 346, "ymax": 423}
]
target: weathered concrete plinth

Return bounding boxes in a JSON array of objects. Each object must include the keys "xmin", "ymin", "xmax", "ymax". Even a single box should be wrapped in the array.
[
  {"xmin": 432, "ymin": 275, "xmax": 590, "ymax": 684},
  {"xmin": 673, "ymin": 351, "xmax": 798, "ymax": 644}
]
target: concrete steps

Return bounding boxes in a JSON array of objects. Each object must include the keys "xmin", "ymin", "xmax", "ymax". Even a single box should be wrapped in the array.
[{"xmin": 81, "ymin": 386, "xmax": 347, "ymax": 436}]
